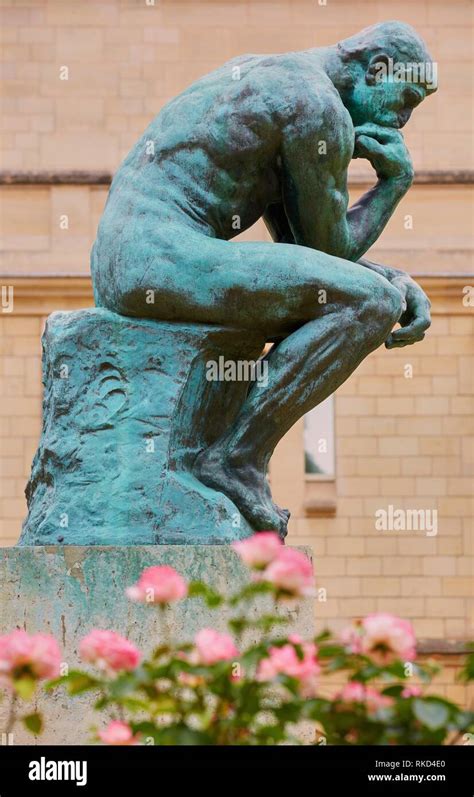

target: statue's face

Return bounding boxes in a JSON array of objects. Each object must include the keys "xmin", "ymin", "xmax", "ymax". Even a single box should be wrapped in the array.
[{"xmin": 345, "ymin": 74, "xmax": 428, "ymax": 129}]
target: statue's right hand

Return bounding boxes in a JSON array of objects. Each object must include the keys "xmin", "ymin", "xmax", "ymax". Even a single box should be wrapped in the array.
[{"xmin": 353, "ymin": 124, "xmax": 414, "ymax": 186}]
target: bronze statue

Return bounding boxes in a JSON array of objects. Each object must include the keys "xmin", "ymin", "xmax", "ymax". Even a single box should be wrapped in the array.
[{"xmin": 22, "ymin": 22, "xmax": 436, "ymax": 545}]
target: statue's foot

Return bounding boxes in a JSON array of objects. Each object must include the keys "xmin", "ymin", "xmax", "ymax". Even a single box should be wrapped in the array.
[{"xmin": 195, "ymin": 446, "xmax": 288, "ymax": 539}]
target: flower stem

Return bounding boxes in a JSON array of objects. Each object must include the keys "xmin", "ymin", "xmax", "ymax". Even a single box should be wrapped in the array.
[
  {"xmin": 159, "ymin": 604, "xmax": 172, "ymax": 648},
  {"xmin": 5, "ymin": 691, "xmax": 17, "ymax": 735}
]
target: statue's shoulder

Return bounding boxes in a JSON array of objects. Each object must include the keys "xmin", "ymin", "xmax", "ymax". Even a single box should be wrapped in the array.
[
  {"xmin": 222, "ymin": 51, "xmax": 335, "ymax": 100},
  {"xmin": 254, "ymin": 53, "xmax": 345, "ymax": 120},
  {"xmin": 262, "ymin": 54, "xmax": 351, "ymax": 144}
]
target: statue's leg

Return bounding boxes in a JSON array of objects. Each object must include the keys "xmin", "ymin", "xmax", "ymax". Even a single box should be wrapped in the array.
[
  {"xmin": 190, "ymin": 243, "xmax": 404, "ymax": 535},
  {"xmin": 93, "ymin": 225, "xmax": 403, "ymax": 534}
]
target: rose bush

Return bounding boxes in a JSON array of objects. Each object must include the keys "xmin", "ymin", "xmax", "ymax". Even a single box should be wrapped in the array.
[
  {"xmin": 0, "ymin": 629, "xmax": 62, "ymax": 735},
  {"xmin": 1, "ymin": 534, "xmax": 472, "ymax": 745}
]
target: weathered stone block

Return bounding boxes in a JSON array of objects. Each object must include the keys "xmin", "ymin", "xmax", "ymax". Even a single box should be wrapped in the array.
[
  {"xmin": 19, "ymin": 309, "xmax": 266, "ymax": 545},
  {"xmin": 0, "ymin": 545, "xmax": 314, "ymax": 744}
]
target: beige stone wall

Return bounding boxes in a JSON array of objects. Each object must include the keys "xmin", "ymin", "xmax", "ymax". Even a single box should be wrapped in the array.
[
  {"xmin": 0, "ymin": 0, "xmax": 473, "ymax": 701},
  {"xmin": 1, "ymin": 0, "xmax": 473, "ymax": 275},
  {"xmin": 0, "ymin": 0, "xmax": 472, "ymax": 172}
]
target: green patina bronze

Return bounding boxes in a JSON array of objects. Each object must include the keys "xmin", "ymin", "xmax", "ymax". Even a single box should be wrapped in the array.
[{"xmin": 21, "ymin": 21, "xmax": 435, "ymax": 544}]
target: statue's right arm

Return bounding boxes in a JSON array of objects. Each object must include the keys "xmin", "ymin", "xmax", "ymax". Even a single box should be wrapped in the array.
[{"xmin": 280, "ymin": 113, "xmax": 414, "ymax": 263}]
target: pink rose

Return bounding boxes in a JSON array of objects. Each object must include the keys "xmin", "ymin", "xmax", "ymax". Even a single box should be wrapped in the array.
[
  {"xmin": 126, "ymin": 565, "xmax": 187, "ymax": 605},
  {"xmin": 0, "ymin": 631, "xmax": 32, "ymax": 686},
  {"xmin": 98, "ymin": 721, "xmax": 140, "ymax": 746},
  {"xmin": 336, "ymin": 682, "xmax": 393, "ymax": 714},
  {"xmin": 195, "ymin": 629, "xmax": 239, "ymax": 665},
  {"xmin": 337, "ymin": 681, "xmax": 366, "ymax": 703},
  {"xmin": 0, "ymin": 630, "xmax": 61, "ymax": 685},
  {"xmin": 262, "ymin": 548, "xmax": 314, "ymax": 598},
  {"xmin": 362, "ymin": 614, "xmax": 416, "ymax": 665},
  {"xmin": 339, "ymin": 621, "xmax": 363, "ymax": 654},
  {"xmin": 258, "ymin": 636, "xmax": 320, "ymax": 696},
  {"xmin": 340, "ymin": 614, "xmax": 416, "ymax": 666},
  {"xmin": 363, "ymin": 687, "xmax": 394, "ymax": 714},
  {"xmin": 28, "ymin": 634, "xmax": 63, "ymax": 679},
  {"xmin": 402, "ymin": 685, "xmax": 422, "ymax": 698},
  {"xmin": 232, "ymin": 532, "xmax": 283, "ymax": 569},
  {"xmin": 79, "ymin": 630, "xmax": 141, "ymax": 672}
]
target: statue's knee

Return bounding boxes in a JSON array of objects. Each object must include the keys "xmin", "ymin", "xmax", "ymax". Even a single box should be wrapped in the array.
[
  {"xmin": 381, "ymin": 282, "xmax": 404, "ymax": 328},
  {"xmin": 358, "ymin": 278, "xmax": 403, "ymax": 345}
]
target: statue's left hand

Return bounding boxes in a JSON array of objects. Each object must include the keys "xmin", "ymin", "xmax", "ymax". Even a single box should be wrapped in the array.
[{"xmin": 385, "ymin": 277, "xmax": 431, "ymax": 348}]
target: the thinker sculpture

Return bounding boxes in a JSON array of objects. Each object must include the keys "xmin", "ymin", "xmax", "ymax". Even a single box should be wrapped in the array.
[{"xmin": 21, "ymin": 22, "xmax": 435, "ymax": 546}]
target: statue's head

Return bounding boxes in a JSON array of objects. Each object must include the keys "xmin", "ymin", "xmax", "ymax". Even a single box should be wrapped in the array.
[{"xmin": 336, "ymin": 21, "xmax": 437, "ymax": 128}]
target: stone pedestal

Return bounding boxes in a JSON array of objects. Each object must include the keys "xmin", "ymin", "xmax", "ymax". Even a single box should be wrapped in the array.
[
  {"xmin": 20, "ymin": 309, "xmax": 266, "ymax": 545},
  {"xmin": 0, "ymin": 545, "xmax": 314, "ymax": 745}
]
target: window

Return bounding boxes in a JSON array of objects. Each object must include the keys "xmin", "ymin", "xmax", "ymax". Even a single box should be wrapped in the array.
[{"xmin": 303, "ymin": 396, "xmax": 335, "ymax": 479}]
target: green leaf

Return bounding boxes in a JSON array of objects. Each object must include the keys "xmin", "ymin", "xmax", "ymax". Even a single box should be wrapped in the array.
[
  {"xmin": 255, "ymin": 724, "xmax": 286, "ymax": 743},
  {"xmin": 13, "ymin": 676, "xmax": 36, "ymax": 700},
  {"xmin": 254, "ymin": 615, "xmax": 288, "ymax": 633},
  {"xmin": 413, "ymin": 698, "xmax": 449, "ymax": 731},
  {"xmin": 381, "ymin": 660, "xmax": 407, "ymax": 679},
  {"xmin": 317, "ymin": 644, "xmax": 347, "ymax": 659},
  {"xmin": 45, "ymin": 676, "xmax": 66, "ymax": 691},
  {"xmin": 46, "ymin": 669, "xmax": 102, "ymax": 694},
  {"xmin": 241, "ymin": 644, "xmax": 270, "ymax": 669},
  {"xmin": 381, "ymin": 684, "xmax": 405, "ymax": 698},
  {"xmin": 169, "ymin": 727, "xmax": 212, "ymax": 745},
  {"xmin": 454, "ymin": 710, "xmax": 474, "ymax": 732},
  {"xmin": 229, "ymin": 614, "xmax": 287, "ymax": 635},
  {"xmin": 130, "ymin": 721, "xmax": 159, "ymax": 742},
  {"xmin": 349, "ymin": 663, "xmax": 380, "ymax": 682},
  {"xmin": 119, "ymin": 697, "xmax": 150, "ymax": 712},
  {"xmin": 188, "ymin": 581, "xmax": 223, "ymax": 607},
  {"xmin": 458, "ymin": 649, "xmax": 474, "ymax": 683},
  {"xmin": 314, "ymin": 629, "xmax": 332, "ymax": 644},
  {"xmin": 420, "ymin": 695, "xmax": 460, "ymax": 712},
  {"xmin": 67, "ymin": 672, "xmax": 102, "ymax": 695},
  {"xmin": 303, "ymin": 697, "xmax": 332, "ymax": 721},
  {"xmin": 278, "ymin": 674, "xmax": 302, "ymax": 698},
  {"xmin": 94, "ymin": 696, "xmax": 109, "ymax": 710},
  {"xmin": 274, "ymin": 700, "xmax": 303, "ymax": 723},
  {"xmin": 327, "ymin": 656, "xmax": 352, "ymax": 673},
  {"xmin": 228, "ymin": 617, "xmax": 247, "ymax": 634},
  {"xmin": 108, "ymin": 672, "xmax": 139, "ymax": 699},
  {"xmin": 150, "ymin": 644, "xmax": 171, "ymax": 659},
  {"xmin": 23, "ymin": 712, "xmax": 42, "ymax": 735},
  {"xmin": 229, "ymin": 581, "xmax": 274, "ymax": 606},
  {"xmin": 132, "ymin": 722, "xmax": 212, "ymax": 746}
]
